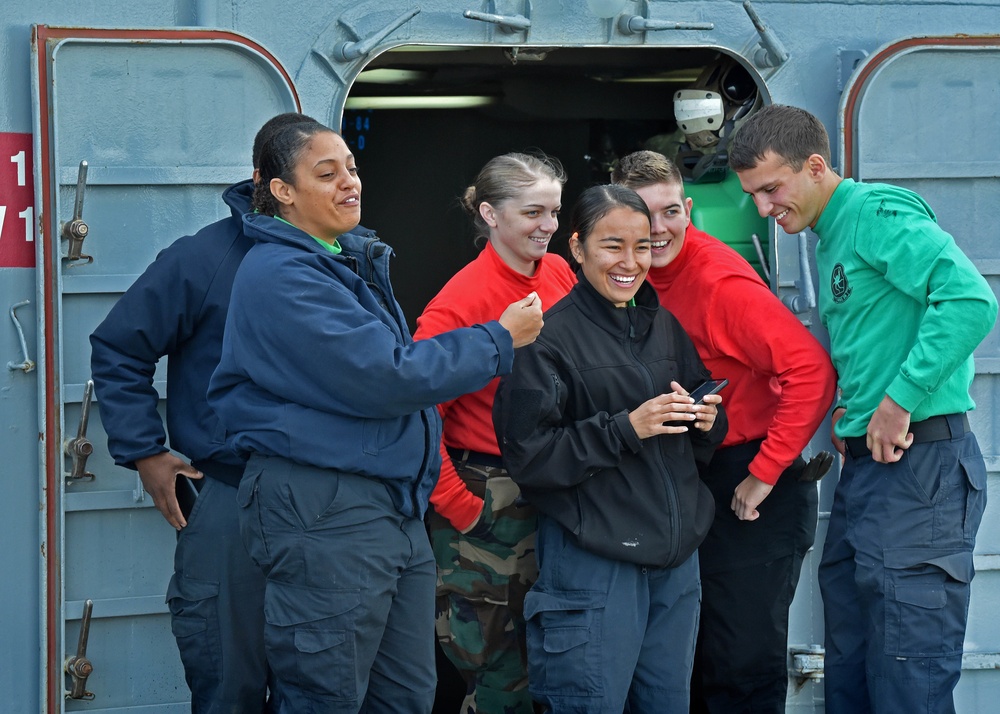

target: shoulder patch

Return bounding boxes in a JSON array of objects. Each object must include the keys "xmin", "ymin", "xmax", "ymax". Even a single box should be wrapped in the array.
[
  {"xmin": 504, "ymin": 389, "xmax": 544, "ymax": 441},
  {"xmin": 831, "ymin": 263, "xmax": 852, "ymax": 304}
]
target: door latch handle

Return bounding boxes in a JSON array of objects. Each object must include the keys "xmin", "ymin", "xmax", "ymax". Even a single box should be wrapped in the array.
[
  {"xmin": 65, "ymin": 379, "xmax": 95, "ymax": 482},
  {"xmin": 463, "ymin": 9, "xmax": 531, "ymax": 34},
  {"xmin": 332, "ymin": 7, "xmax": 421, "ymax": 62},
  {"xmin": 62, "ymin": 160, "xmax": 92, "ymax": 266},
  {"xmin": 65, "ymin": 599, "xmax": 95, "ymax": 700},
  {"xmin": 6, "ymin": 300, "xmax": 36, "ymax": 373},
  {"xmin": 617, "ymin": 14, "xmax": 713, "ymax": 34},
  {"xmin": 742, "ymin": 0, "xmax": 789, "ymax": 68}
]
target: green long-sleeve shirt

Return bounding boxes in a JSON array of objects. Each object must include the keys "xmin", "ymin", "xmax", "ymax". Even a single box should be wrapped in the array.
[{"xmin": 814, "ymin": 179, "xmax": 997, "ymax": 438}]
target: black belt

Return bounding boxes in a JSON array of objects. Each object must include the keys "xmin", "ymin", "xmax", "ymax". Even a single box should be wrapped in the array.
[
  {"xmin": 844, "ymin": 413, "xmax": 970, "ymax": 458},
  {"xmin": 192, "ymin": 459, "xmax": 246, "ymax": 487},
  {"xmin": 445, "ymin": 447, "xmax": 505, "ymax": 470}
]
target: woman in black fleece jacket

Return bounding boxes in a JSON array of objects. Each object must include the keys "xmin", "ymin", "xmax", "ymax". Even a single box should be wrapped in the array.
[{"xmin": 494, "ymin": 184, "xmax": 727, "ymax": 713}]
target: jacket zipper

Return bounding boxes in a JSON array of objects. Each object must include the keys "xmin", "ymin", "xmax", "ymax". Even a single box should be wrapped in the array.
[
  {"xmin": 624, "ymin": 307, "xmax": 682, "ymax": 566},
  {"xmin": 364, "ymin": 238, "xmax": 393, "ymax": 315},
  {"xmin": 364, "ymin": 237, "xmax": 432, "ymax": 512}
]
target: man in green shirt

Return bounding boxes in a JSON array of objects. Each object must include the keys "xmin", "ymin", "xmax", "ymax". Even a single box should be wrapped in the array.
[{"xmin": 729, "ymin": 104, "xmax": 996, "ymax": 714}]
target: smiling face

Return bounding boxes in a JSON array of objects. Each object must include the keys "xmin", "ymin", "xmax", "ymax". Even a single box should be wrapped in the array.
[
  {"xmin": 735, "ymin": 150, "xmax": 830, "ymax": 234},
  {"xmin": 632, "ymin": 181, "xmax": 692, "ymax": 268},
  {"xmin": 273, "ymin": 131, "xmax": 361, "ymax": 243},
  {"xmin": 570, "ymin": 206, "xmax": 651, "ymax": 307},
  {"xmin": 482, "ymin": 177, "xmax": 562, "ymax": 276}
]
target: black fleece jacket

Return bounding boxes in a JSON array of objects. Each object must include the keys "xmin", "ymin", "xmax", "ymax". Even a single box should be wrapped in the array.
[{"xmin": 494, "ymin": 278, "xmax": 727, "ymax": 568}]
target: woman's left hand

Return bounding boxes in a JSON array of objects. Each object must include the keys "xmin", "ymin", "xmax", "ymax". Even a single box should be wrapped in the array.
[{"xmin": 672, "ymin": 380, "xmax": 720, "ymax": 432}]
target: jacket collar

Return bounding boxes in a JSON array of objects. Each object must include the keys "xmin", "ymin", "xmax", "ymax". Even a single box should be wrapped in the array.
[
  {"xmin": 223, "ymin": 179, "xmax": 254, "ymax": 217},
  {"xmin": 571, "ymin": 274, "xmax": 660, "ymax": 340},
  {"xmin": 243, "ymin": 211, "xmax": 324, "ymax": 252},
  {"xmin": 242, "ymin": 212, "xmax": 384, "ymax": 259}
]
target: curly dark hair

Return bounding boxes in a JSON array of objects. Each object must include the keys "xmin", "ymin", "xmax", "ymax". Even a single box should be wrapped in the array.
[{"xmin": 251, "ymin": 121, "xmax": 331, "ymax": 217}]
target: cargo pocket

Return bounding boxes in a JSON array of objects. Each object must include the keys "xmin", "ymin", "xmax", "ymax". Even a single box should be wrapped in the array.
[
  {"xmin": 883, "ymin": 547, "xmax": 973, "ymax": 658},
  {"xmin": 524, "ymin": 589, "xmax": 605, "ymax": 700},
  {"xmin": 166, "ymin": 574, "xmax": 222, "ymax": 680},
  {"xmin": 960, "ymin": 455, "xmax": 987, "ymax": 540},
  {"xmin": 264, "ymin": 579, "xmax": 362, "ymax": 701},
  {"xmin": 236, "ymin": 463, "xmax": 270, "ymax": 571}
]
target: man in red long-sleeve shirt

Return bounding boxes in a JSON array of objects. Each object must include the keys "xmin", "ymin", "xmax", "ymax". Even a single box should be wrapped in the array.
[{"xmin": 614, "ymin": 151, "xmax": 837, "ymax": 714}]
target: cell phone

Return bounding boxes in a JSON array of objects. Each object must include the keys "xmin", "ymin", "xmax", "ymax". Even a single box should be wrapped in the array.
[
  {"xmin": 689, "ymin": 378, "xmax": 729, "ymax": 404},
  {"xmin": 175, "ymin": 474, "xmax": 199, "ymax": 520}
]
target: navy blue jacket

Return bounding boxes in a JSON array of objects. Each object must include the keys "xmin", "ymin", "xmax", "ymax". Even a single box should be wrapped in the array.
[
  {"xmin": 207, "ymin": 212, "xmax": 514, "ymax": 518},
  {"xmin": 90, "ymin": 180, "xmax": 255, "ymax": 485}
]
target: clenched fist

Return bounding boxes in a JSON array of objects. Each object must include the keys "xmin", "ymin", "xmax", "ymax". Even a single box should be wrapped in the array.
[{"xmin": 498, "ymin": 292, "xmax": 544, "ymax": 348}]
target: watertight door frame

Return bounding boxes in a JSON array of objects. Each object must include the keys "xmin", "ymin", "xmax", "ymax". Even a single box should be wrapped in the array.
[
  {"xmin": 31, "ymin": 25, "xmax": 299, "ymax": 712},
  {"xmin": 840, "ymin": 35, "xmax": 1000, "ymax": 706}
]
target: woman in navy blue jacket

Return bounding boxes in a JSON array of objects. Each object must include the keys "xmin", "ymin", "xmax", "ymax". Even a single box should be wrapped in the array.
[
  {"xmin": 494, "ymin": 185, "xmax": 727, "ymax": 713},
  {"xmin": 208, "ymin": 121, "xmax": 543, "ymax": 713}
]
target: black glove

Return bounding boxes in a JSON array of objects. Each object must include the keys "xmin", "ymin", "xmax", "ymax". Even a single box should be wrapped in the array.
[{"xmin": 798, "ymin": 451, "xmax": 834, "ymax": 482}]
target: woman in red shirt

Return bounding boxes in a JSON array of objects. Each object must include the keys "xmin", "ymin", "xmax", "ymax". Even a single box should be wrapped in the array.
[{"xmin": 415, "ymin": 152, "xmax": 576, "ymax": 714}]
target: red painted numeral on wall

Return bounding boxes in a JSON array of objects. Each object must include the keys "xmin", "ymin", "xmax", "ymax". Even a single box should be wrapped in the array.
[{"xmin": 0, "ymin": 133, "xmax": 35, "ymax": 268}]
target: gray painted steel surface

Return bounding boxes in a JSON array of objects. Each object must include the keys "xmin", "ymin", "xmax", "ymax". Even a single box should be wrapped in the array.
[{"xmin": 1, "ymin": 1, "xmax": 998, "ymax": 712}]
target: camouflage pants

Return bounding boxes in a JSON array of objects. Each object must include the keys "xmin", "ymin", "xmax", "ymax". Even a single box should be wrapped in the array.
[{"xmin": 428, "ymin": 458, "xmax": 538, "ymax": 714}]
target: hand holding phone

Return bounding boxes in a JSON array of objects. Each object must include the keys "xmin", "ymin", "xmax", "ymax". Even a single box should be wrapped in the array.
[{"xmin": 689, "ymin": 378, "xmax": 729, "ymax": 404}]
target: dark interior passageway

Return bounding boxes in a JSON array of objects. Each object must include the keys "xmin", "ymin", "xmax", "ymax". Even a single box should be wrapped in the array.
[{"xmin": 341, "ymin": 45, "xmax": 734, "ymax": 327}]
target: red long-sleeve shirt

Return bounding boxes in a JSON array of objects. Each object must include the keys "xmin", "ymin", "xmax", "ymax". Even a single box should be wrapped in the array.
[
  {"xmin": 414, "ymin": 241, "xmax": 577, "ymax": 528},
  {"xmin": 647, "ymin": 224, "xmax": 837, "ymax": 484}
]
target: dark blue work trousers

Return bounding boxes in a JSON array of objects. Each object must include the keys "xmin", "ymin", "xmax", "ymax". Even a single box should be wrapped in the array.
[
  {"xmin": 237, "ymin": 455, "xmax": 436, "ymax": 714},
  {"xmin": 818, "ymin": 420, "xmax": 987, "ymax": 714},
  {"xmin": 166, "ymin": 475, "xmax": 270, "ymax": 713},
  {"xmin": 525, "ymin": 515, "xmax": 701, "ymax": 713},
  {"xmin": 692, "ymin": 446, "xmax": 817, "ymax": 714}
]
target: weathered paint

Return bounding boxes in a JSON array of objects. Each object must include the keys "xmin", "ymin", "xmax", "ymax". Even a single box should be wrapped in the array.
[{"xmin": 1, "ymin": 2, "xmax": 998, "ymax": 712}]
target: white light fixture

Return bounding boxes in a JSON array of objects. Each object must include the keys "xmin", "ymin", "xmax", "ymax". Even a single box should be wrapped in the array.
[
  {"xmin": 345, "ymin": 96, "xmax": 498, "ymax": 110},
  {"xmin": 354, "ymin": 69, "xmax": 429, "ymax": 84},
  {"xmin": 607, "ymin": 71, "xmax": 702, "ymax": 84}
]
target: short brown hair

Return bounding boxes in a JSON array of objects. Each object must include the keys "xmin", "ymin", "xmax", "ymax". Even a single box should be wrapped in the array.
[
  {"xmin": 611, "ymin": 150, "xmax": 684, "ymax": 193},
  {"xmin": 728, "ymin": 104, "xmax": 831, "ymax": 172}
]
